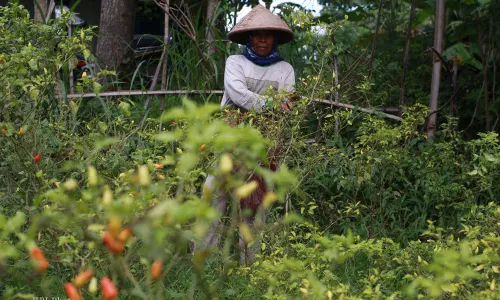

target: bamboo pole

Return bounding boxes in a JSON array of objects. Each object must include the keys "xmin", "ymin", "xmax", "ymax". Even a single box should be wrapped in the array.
[
  {"xmin": 68, "ymin": 25, "xmax": 74, "ymax": 95},
  {"xmin": 313, "ymin": 98, "xmax": 402, "ymax": 121},
  {"xmin": 67, "ymin": 90, "xmax": 225, "ymax": 98},
  {"xmin": 142, "ymin": 50, "xmax": 167, "ymax": 112},
  {"xmin": 65, "ymin": 90, "xmax": 400, "ymax": 121},
  {"xmin": 161, "ymin": 0, "xmax": 170, "ymax": 113},
  {"xmin": 45, "ymin": 0, "xmax": 55, "ymax": 23},
  {"xmin": 427, "ymin": 0, "xmax": 445, "ymax": 138}
]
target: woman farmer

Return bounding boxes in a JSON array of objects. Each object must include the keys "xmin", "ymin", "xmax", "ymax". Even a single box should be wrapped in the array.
[
  {"xmin": 199, "ymin": 4, "xmax": 295, "ymax": 265},
  {"xmin": 222, "ymin": 4, "xmax": 295, "ymax": 112}
]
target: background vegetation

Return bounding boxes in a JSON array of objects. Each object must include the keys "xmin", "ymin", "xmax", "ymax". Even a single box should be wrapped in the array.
[{"xmin": 0, "ymin": 0, "xmax": 500, "ymax": 299}]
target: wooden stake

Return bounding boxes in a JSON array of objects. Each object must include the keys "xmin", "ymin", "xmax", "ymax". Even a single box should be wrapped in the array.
[
  {"xmin": 68, "ymin": 25, "xmax": 74, "ymax": 95},
  {"xmin": 161, "ymin": 0, "xmax": 170, "ymax": 113}
]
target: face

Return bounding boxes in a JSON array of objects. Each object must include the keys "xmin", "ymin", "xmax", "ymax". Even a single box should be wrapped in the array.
[{"xmin": 250, "ymin": 30, "xmax": 275, "ymax": 56}]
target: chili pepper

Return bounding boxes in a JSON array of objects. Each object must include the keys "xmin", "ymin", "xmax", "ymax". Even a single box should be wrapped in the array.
[
  {"xmin": 30, "ymin": 247, "xmax": 49, "ymax": 273},
  {"xmin": 73, "ymin": 270, "xmax": 93, "ymax": 287},
  {"xmin": 100, "ymin": 277, "xmax": 118, "ymax": 300},
  {"xmin": 88, "ymin": 277, "xmax": 98, "ymax": 294},
  {"xmin": 64, "ymin": 282, "xmax": 82, "ymax": 300},
  {"xmin": 102, "ymin": 231, "xmax": 124, "ymax": 254},
  {"xmin": 34, "ymin": 153, "xmax": 41, "ymax": 163},
  {"xmin": 151, "ymin": 259, "xmax": 163, "ymax": 280},
  {"xmin": 117, "ymin": 228, "xmax": 133, "ymax": 243}
]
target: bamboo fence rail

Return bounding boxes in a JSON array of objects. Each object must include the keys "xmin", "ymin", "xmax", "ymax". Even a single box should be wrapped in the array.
[{"xmin": 65, "ymin": 89, "xmax": 401, "ymax": 121}]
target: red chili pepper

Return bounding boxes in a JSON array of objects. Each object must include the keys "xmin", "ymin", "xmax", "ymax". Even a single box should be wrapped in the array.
[
  {"xmin": 151, "ymin": 259, "xmax": 163, "ymax": 280},
  {"xmin": 64, "ymin": 282, "xmax": 83, "ymax": 300},
  {"xmin": 34, "ymin": 153, "xmax": 41, "ymax": 163},
  {"xmin": 171, "ymin": 121, "xmax": 177, "ymax": 125},
  {"xmin": 117, "ymin": 228, "xmax": 133, "ymax": 243},
  {"xmin": 73, "ymin": 269, "xmax": 93, "ymax": 287},
  {"xmin": 30, "ymin": 247, "xmax": 49, "ymax": 273},
  {"xmin": 102, "ymin": 231, "xmax": 124, "ymax": 254},
  {"xmin": 101, "ymin": 277, "xmax": 118, "ymax": 300}
]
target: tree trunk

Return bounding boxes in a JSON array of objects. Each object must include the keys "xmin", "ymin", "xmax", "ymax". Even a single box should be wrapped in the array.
[
  {"xmin": 399, "ymin": 0, "xmax": 416, "ymax": 116},
  {"xmin": 264, "ymin": 0, "xmax": 272, "ymax": 9},
  {"xmin": 96, "ymin": 0, "xmax": 137, "ymax": 76},
  {"xmin": 34, "ymin": 0, "xmax": 48, "ymax": 23},
  {"xmin": 205, "ymin": 0, "xmax": 220, "ymax": 56},
  {"xmin": 368, "ymin": 0, "xmax": 383, "ymax": 77},
  {"xmin": 427, "ymin": 0, "xmax": 445, "ymax": 139}
]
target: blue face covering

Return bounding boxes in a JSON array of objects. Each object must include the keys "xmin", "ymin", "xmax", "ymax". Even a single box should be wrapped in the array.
[{"xmin": 242, "ymin": 32, "xmax": 284, "ymax": 66}]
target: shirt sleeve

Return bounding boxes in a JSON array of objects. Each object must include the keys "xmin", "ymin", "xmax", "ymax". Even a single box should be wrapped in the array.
[
  {"xmin": 284, "ymin": 66, "xmax": 295, "ymax": 92},
  {"xmin": 224, "ymin": 57, "xmax": 267, "ymax": 112}
]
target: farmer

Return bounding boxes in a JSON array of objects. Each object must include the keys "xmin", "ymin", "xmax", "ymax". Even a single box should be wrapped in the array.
[{"xmin": 198, "ymin": 4, "xmax": 295, "ymax": 265}]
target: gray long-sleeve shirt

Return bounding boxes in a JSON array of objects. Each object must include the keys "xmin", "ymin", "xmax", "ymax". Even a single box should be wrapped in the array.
[{"xmin": 221, "ymin": 55, "xmax": 295, "ymax": 112}]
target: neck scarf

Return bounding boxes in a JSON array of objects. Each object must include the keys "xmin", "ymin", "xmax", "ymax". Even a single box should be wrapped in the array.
[{"xmin": 242, "ymin": 33, "xmax": 284, "ymax": 66}]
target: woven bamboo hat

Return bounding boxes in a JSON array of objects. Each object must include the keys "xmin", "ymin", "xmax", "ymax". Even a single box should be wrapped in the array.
[{"xmin": 228, "ymin": 4, "xmax": 294, "ymax": 45}]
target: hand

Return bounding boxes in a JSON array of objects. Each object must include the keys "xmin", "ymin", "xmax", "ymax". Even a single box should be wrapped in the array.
[
  {"xmin": 287, "ymin": 94, "xmax": 299, "ymax": 103},
  {"xmin": 281, "ymin": 102, "xmax": 291, "ymax": 112}
]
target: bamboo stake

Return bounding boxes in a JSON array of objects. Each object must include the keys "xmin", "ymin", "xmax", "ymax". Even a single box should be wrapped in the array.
[
  {"xmin": 45, "ymin": 0, "xmax": 55, "ymax": 23},
  {"xmin": 142, "ymin": 50, "xmax": 166, "ymax": 113},
  {"xmin": 68, "ymin": 25, "xmax": 74, "ymax": 95},
  {"xmin": 161, "ymin": 0, "xmax": 170, "ymax": 113}
]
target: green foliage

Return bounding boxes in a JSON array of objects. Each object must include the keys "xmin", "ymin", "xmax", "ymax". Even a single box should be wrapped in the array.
[
  {"xmin": 238, "ymin": 203, "xmax": 500, "ymax": 299},
  {"xmin": 1, "ymin": 1, "xmax": 500, "ymax": 299}
]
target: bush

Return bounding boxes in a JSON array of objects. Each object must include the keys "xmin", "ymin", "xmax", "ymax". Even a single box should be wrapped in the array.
[{"xmin": 1, "ymin": 3, "xmax": 500, "ymax": 299}]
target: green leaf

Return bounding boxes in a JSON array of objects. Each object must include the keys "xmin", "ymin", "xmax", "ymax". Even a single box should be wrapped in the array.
[
  {"xmin": 443, "ymin": 43, "xmax": 482, "ymax": 70},
  {"xmin": 118, "ymin": 101, "xmax": 131, "ymax": 117},
  {"xmin": 28, "ymin": 58, "xmax": 37, "ymax": 70},
  {"xmin": 83, "ymin": 49, "xmax": 91, "ymax": 60},
  {"xmin": 0, "ymin": 214, "xmax": 6, "ymax": 229},
  {"xmin": 4, "ymin": 212, "xmax": 25, "ymax": 233},
  {"xmin": 154, "ymin": 132, "xmax": 178, "ymax": 143},
  {"xmin": 95, "ymin": 137, "xmax": 120, "ymax": 151},
  {"xmin": 93, "ymin": 81, "xmax": 102, "ymax": 94},
  {"xmin": 0, "ymin": 244, "xmax": 20, "ymax": 260},
  {"xmin": 177, "ymin": 152, "xmax": 199, "ymax": 173},
  {"xmin": 468, "ymin": 169, "xmax": 478, "ymax": 175},
  {"xmin": 484, "ymin": 153, "xmax": 496, "ymax": 162}
]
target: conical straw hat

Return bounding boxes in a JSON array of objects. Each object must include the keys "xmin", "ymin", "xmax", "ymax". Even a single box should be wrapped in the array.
[{"xmin": 228, "ymin": 4, "xmax": 294, "ymax": 45}]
